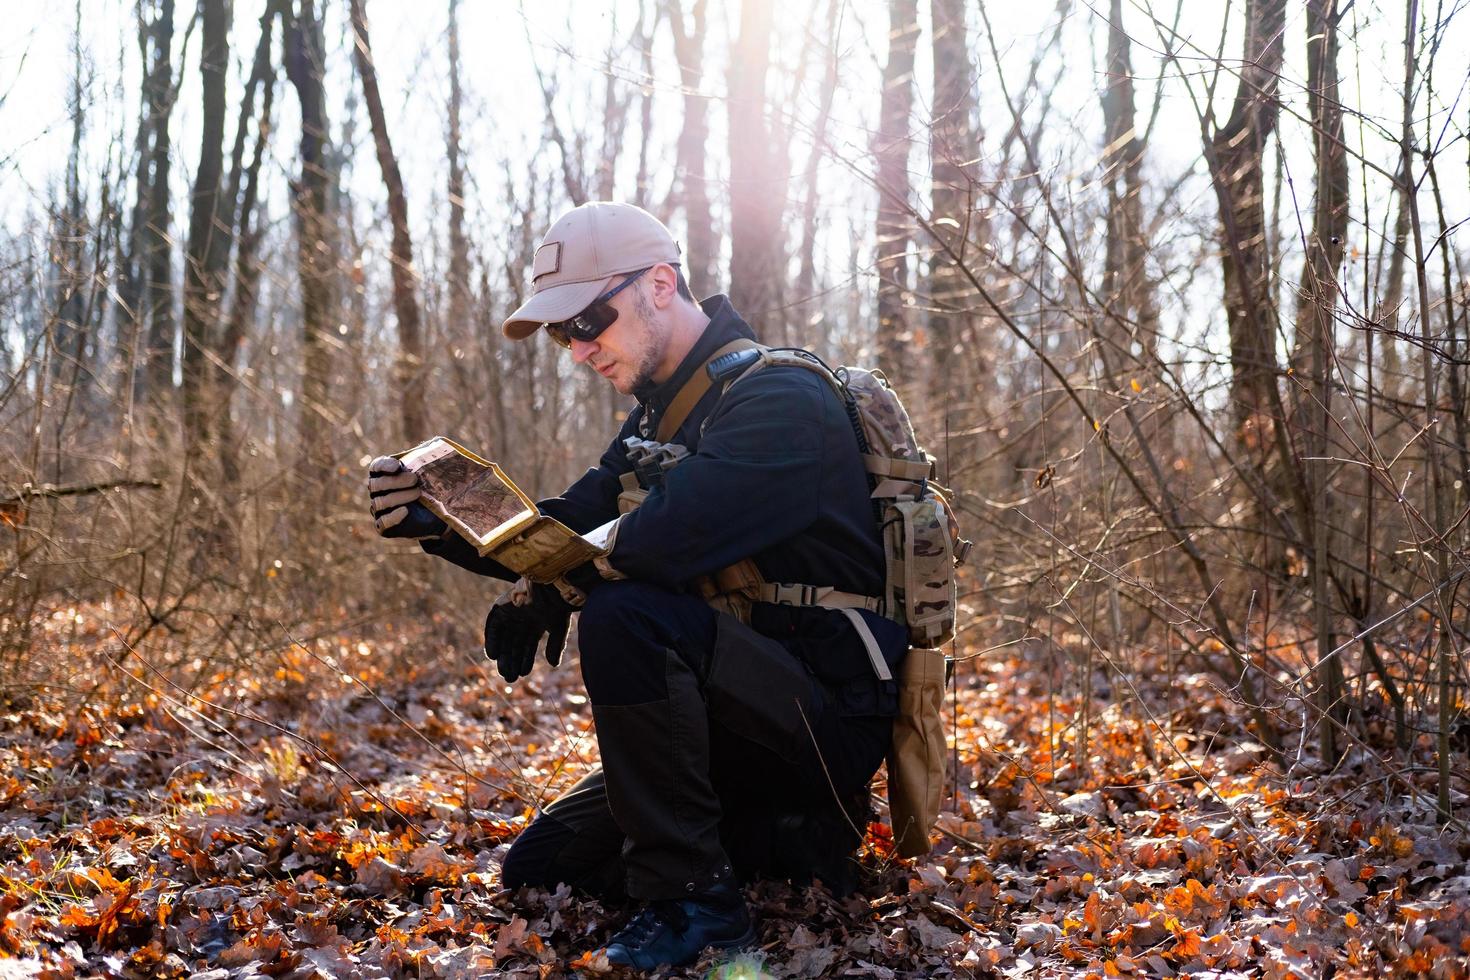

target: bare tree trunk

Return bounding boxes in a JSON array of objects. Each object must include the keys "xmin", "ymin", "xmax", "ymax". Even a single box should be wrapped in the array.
[
  {"xmin": 632, "ymin": 1, "xmax": 656, "ymax": 211},
  {"xmin": 927, "ymin": 0, "xmax": 979, "ymax": 409},
  {"xmin": 1095, "ymin": 0, "xmax": 1162, "ymax": 648},
  {"xmin": 446, "ymin": 0, "xmax": 471, "ymax": 345},
  {"xmin": 444, "ymin": 0, "xmax": 504, "ymax": 454},
  {"xmin": 53, "ymin": 0, "xmax": 88, "ymax": 386},
  {"xmin": 727, "ymin": 0, "xmax": 783, "ymax": 334},
  {"xmin": 224, "ymin": 1, "xmax": 282, "ymax": 237},
  {"xmin": 795, "ymin": 0, "xmax": 840, "ymax": 309},
  {"xmin": 1375, "ymin": 160, "xmax": 1412, "ymax": 387},
  {"xmin": 1205, "ymin": 0, "xmax": 1304, "ymax": 573},
  {"xmin": 527, "ymin": 45, "xmax": 588, "ymax": 207},
  {"xmin": 181, "ymin": 0, "xmax": 231, "ymax": 455},
  {"xmin": 1395, "ymin": 0, "xmax": 1457, "ymax": 824},
  {"xmin": 667, "ymin": 0, "xmax": 715, "ymax": 294},
  {"xmin": 593, "ymin": 9, "xmax": 636, "ymax": 204},
  {"xmin": 1209, "ymin": 0, "xmax": 1285, "ymax": 435},
  {"xmin": 141, "ymin": 0, "xmax": 176, "ymax": 407},
  {"xmin": 351, "ymin": 0, "xmax": 428, "ymax": 442},
  {"xmin": 1292, "ymin": 0, "xmax": 1351, "ymax": 759},
  {"xmin": 116, "ymin": 4, "xmax": 155, "ymax": 403},
  {"xmin": 591, "ymin": 5, "xmax": 642, "ymax": 425},
  {"xmin": 1427, "ymin": 151, "xmax": 1470, "ymax": 487},
  {"xmin": 1101, "ymin": 0, "xmax": 1163, "ymax": 447},
  {"xmin": 1101, "ymin": 0, "xmax": 1144, "ymax": 340},
  {"xmin": 218, "ymin": 4, "xmax": 280, "ymax": 487},
  {"xmin": 285, "ymin": 0, "xmax": 336, "ymax": 484},
  {"xmin": 874, "ymin": 0, "xmax": 920, "ymax": 381}
]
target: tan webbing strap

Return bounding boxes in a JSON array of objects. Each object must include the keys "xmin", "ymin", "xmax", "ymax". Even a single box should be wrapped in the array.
[
  {"xmin": 616, "ymin": 470, "xmax": 648, "ymax": 514},
  {"xmin": 756, "ymin": 582, "xmax": 885, "ymax": 614},
  {"xmin": 871, "ymin": 478, "xmax": 921, "ymax": 499},
  {"xmin": 862, "ymin": 454, "xmax": 933, "ymax": 481},
  {"xmin": 654, "ymin": 339, "xmax": 761, "ymax": 442},
  {"xmin": 837, "ymin": 608, "xmax": 893, "ymax": 682}
]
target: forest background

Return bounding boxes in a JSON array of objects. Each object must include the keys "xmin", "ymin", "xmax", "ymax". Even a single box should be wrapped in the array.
[{"xmin": 2, "ymin": 0, "xmax": 1469, "ymax": 975}]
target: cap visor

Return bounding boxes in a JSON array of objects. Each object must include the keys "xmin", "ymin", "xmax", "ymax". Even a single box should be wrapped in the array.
[{"xmin": 502, "ymin": 277, "xmax": 614, "ymax": 339}]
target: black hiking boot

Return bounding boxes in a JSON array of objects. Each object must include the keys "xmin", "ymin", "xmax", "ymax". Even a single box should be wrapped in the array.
[{"xmin": 602, "ymin": 880, "xmax": 755, "ymax": 970}]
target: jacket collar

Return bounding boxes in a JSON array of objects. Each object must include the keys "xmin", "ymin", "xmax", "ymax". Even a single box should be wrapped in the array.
[{"xmin": 634, "ymin": 294, "xmax": 755, "ymax": 414}]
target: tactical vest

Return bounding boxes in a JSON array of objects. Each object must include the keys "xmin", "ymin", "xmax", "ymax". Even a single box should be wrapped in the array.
[{"xmin": 616, "ymin": 339, "xmax": 969, "ymax": 857}]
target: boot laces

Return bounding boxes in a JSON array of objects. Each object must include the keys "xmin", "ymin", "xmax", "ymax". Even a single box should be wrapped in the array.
[{"xmin": 613, "ymin": 900, "xmax": 689, "ymax": 947}]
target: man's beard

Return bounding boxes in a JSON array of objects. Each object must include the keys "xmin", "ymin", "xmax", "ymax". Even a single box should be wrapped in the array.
[
  {"xmin": 619, "ymin": 290, "xmax": 666, "ymax": 393},
  {"xmin": 622, "ymin": 343, "xmax": 662, "ymax": 393}
]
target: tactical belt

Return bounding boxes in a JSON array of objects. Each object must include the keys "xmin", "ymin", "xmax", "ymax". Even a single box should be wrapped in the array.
[
  {"xmin": 756, "ymin": 582, "xmax": 884, "ymax": 614},
  {"xmin": 761, "ymin": 586, "xmax": 893, "ymax": 683}
]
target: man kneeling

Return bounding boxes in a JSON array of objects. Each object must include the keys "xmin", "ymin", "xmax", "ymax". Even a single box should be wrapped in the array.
[{"xmin": 367, "ymin": 202, "xmax": 905, "ymax": 970}]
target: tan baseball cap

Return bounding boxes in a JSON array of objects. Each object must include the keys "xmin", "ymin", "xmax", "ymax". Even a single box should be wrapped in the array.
[{"xmin": 502, "ymin": 202, "xmax": 681, "ymax": 340}]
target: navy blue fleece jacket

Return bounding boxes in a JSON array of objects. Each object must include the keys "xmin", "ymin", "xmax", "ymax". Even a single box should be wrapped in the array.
[{"xmin": 423, "ymin": 295, "xmax": 905, "ymax": 693}]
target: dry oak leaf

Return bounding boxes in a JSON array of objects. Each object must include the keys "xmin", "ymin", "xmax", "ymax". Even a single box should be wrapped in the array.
[
  {"xmin": 570, "ymin": 948, "xmax": 614, "ymax": 973},
  {"xmin": 909, "ymin": 913, "xmax": 964, "ymax": 951},
  {"xmin": 1015, "ymin": 921, "xmax": 1063, "ymax": 951},
  {"xmin": 301, "ymin": 941, "xmax": 360, "ymax": 977},
  {"xmin": 216, "ymin": 930, "xmax": 284, "ymax": 968},
  {"xmin": 1162, "ymin": 878, "xmax": 1227, "ymax": 922},
  {"xmin": 422, "ymin": 943, "xmax": 498, "ymax": 976},
  {"xmin": 356, "ymin": 856, "xmax": 406, "ymax": 895},
  {"xmin": 493, "ymin": 914, "xmax": 530, "ymax": 961},
  {"xmin": 407, "ymin": 842, "xmax": 472, "ymax": 882}
]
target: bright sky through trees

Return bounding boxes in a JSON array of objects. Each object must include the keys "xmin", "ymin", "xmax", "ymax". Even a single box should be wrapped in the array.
[
  {"xmin": 1, "ymin": 0, "xmax": 1465, "ymax": 331},
  {"xmin": 5, "ymin": 2, "xmax": 1459, "ymax": 206}
]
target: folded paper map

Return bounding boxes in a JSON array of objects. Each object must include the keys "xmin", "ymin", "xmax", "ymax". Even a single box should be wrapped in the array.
[{"xmin": 396, "ymin": 437, "xmax": 613, "ymax": 582}]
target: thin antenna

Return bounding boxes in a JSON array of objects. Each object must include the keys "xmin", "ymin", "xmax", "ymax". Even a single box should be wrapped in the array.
[{"xmin": 947, "ymin": 410, "xmax": 959, "ymax": 812}]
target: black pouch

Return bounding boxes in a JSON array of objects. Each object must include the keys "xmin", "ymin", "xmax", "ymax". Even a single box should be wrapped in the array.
[{"xmin": 705, "ymin": 613, "xmax": 818, "ymax": 764}]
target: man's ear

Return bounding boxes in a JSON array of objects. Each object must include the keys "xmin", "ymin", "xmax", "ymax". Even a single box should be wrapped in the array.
[{"xmin": 649, "ymin": 263, "xmax": 679, "ymax": 309}]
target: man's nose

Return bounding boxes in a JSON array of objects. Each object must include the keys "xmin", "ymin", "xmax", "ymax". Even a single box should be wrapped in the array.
[{"xmin": 569, "ymin": 337, "xmax": 597, "ymax": 364}]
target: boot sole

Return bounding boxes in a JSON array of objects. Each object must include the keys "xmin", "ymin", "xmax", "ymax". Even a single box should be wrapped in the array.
[
  {"xmin": 707, "ymin": 919, "xmax": 758, "ymax": 952},
  {"xmin": 601, "ymin": 919, "xmax": 758, "ymax": 971}
]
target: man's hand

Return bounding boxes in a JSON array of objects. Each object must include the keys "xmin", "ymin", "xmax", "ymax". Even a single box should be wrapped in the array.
[
  {"xmin": 484, "ymin": 579, "xmax": 575, "ymax": 683},
  {"xmin": 367, "ymin": 455, "xmax": 448, "ymax": 539}
]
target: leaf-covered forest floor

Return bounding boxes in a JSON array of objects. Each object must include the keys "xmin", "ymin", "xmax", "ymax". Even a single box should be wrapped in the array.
[{"xmin": 2, "ymin": 603, "xmax": 1468, "ymax": 978}]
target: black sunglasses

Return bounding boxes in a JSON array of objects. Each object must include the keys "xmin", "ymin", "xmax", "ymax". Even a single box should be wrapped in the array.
[{"xmin": 544, "ymin": 267, "xmax": 652, "ymax": 349}]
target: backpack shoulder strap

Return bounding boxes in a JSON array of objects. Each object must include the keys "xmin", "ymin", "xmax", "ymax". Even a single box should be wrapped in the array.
[
  {"xmin": 654, "ymin": 339, "xmax": 761, "ymax": 442},
  {"xmin": 749, "ymin": 348, "xmax": 848, "ymax": 400}
]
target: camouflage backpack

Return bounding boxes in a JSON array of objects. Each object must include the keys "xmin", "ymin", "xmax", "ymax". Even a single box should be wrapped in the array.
[
  {"xmin": 613, "ymin": 340, "xmax": 968, "ymax": 854},
  {"xmin": 703, "ymin": 344, "xmax": 970, "ymax": 857},
  {"xmin": 703, "ymin": 345, "xmax": 970, "ymax": 646}
]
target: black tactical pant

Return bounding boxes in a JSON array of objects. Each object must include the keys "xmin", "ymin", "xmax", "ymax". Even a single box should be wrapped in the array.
[{"xmin": 500, "ymin": 581, "xmax": 900, "ymax": 901}]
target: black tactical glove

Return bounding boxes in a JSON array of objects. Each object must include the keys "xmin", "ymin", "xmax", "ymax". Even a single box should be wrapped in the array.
[
  {"xmin": 484, "ymin": 579, "xmax": 576, "ymax": 683},
  {"xmin": 367, "ymin": 455, "xmax": 448, "ymax": 539}
]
